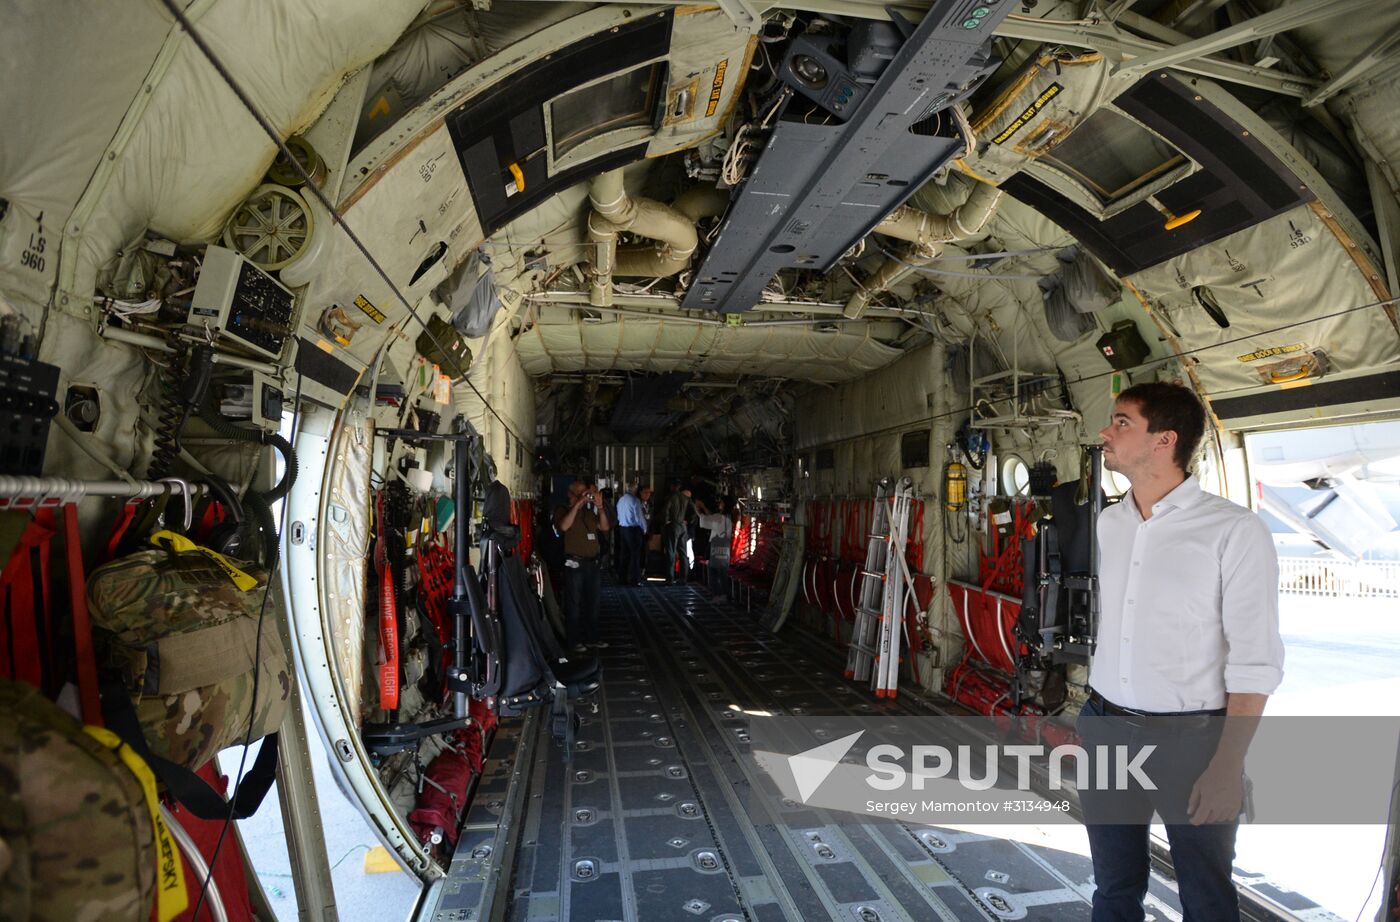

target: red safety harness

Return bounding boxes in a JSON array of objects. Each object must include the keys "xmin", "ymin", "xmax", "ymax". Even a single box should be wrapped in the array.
[
  {"xmin": 374, "ymin": 491, "xmax": 400, "ymax": 710},
  {"xmin": 0, "ymin": 503, "xmax": 102, "ymax": 724}
]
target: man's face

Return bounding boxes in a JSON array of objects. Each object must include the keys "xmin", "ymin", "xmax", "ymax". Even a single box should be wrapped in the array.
[
  {"xmin": 568, "ymin": 481, "xmax": 585, "ymax": 501},
  {"xmin": 1099, "ymin": 399, "xmax": 1159, "ymax": 477},
  {"xmin": 640, "ymin": 488, "xmax": 652, "ymax": 502}
]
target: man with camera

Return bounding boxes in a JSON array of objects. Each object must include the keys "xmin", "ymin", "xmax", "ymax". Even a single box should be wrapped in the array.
[{"xmin": 553, "ymin": 478, "xmax": 611, "ymax": 650}]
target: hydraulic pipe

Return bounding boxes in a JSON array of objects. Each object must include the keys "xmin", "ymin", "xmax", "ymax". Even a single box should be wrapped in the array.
[
  {"xmin": 843, "ymin": 182, "xmax": 1003, "ymax": 319},
  {"xmin": 586, "ymin": 170, "xmax": 722, "ymax": 305}
]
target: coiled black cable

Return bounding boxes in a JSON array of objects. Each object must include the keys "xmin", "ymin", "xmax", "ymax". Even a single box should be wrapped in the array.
[{"xmin": 148, "ymin": 333, "xmax": 190, "ymax": 479}]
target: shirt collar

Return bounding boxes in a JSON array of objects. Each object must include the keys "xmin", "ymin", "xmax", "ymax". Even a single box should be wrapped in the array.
[{"xmin": 1124, "ymin": 474, "xmax": 1203, "ymax": 520}]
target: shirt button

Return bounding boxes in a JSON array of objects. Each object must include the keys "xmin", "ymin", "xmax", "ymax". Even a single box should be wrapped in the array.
[{"xmin": 1133, "ymin": 561, "xmax": 1140, "ymax": 567}]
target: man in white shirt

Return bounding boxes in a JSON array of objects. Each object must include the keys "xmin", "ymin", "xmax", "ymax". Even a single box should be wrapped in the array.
[{"xmin": 1081, "ymin": 382, "xmax": 1283, "ymax": 921}]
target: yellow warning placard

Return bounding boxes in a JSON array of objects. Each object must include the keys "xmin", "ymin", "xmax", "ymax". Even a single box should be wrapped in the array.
[
  {"xmin": 991, "ymin": 83, "xmax": 1063, "ymax": 145},
  {"xmin": 706, "ymin": 59, "xmax": 729, "ymax": 117},
  {"xmin": 1237, "ymin": 343, "xmax": 1306, "ymax": 363},
  {"xmin": 355, "ymin": 294, "xmax": 386, "ymax": 324}
]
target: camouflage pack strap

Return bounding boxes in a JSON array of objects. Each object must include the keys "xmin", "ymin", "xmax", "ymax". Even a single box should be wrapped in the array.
[
  {"xmin": 118, "ymin": 613, "xmax": 266, "ymax": 695},
  {"xmin": 100, "ymin": 680, "xmax": 279, "ymax": 822},
  {"xmin": 83, "ymin": 725, "xmax": 190, "ymax": 922}
]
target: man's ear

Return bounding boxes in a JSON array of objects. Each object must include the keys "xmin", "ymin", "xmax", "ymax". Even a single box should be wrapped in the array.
[{"xmin": 1156, "ymin": 429, "xmax": 1178, "ymax": 456}]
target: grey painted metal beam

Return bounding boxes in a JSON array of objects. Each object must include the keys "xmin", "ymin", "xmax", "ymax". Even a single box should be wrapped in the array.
[
  {"xmin": 1166, "ymin": 0, "xmax": 1234, "ymax": 30},
  {"xmin": 1365, "ymin": 158, "xmax": 1400, "ymax": 299},
  {"xmin": 1115, "ymin": 0, "xmax": 1371, "ymax": 79},
  {"xmin": 992, "ymin": 13, "xmax": 1321, "ymax": 95},
  {"xmin": 276, "ymin": 680, "xmax": 342, "ymax": 922},
  {"xmin": 1303, "ymin": 28, "xmax": 1400, "ymax": 106},
  {"xmin": 716, "ymin": 0, "xmax": 764, "ymax": 30}
]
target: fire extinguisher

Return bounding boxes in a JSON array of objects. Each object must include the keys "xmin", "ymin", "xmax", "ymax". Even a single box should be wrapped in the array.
[{"xmin": 945, "ymin": 459, "xmax": 967, "ymax": 512}]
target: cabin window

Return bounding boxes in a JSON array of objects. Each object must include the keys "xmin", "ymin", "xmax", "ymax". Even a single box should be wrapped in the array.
[
  {"xmin": 815, "ymin": 447, "xmax": 835, "ymax": 471},
  {"xmin": 550, "ymin": 63, "xmax": 665, "ymax": 159},
  {"xmin": 1001, "ymin": 455, "xmax": 1030, "ymax": 496},
  {"xmin": 900, "ymin": 430, "xmax": 930, "ymax": 469},
  {"xmin": 1038, "ymin": 109, "xmax": 1187, "ymax": 207}
]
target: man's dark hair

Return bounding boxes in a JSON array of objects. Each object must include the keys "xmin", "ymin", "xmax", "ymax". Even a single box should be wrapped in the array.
[{"xmin": 1117, "ymin": 381, "xmax": 1206, "ymax": 471}]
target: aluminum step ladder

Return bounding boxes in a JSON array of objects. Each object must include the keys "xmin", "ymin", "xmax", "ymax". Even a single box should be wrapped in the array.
[
  {"xmin": 844, "ymin": 478, "xmax": 915, "ymax": 697},
  {"xmin": 845, "ymin": 480, "xmax": 892, "ymax": 685},
  {"xmin": 875, "ymin": 479, "xmax": 916, "ymax": 698}
]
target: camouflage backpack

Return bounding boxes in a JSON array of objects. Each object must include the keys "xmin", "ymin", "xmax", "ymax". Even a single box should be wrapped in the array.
[
  {"xmin": 0, "ymin": 679, "xmax": 168, "ymax": 922},
  {"xmin": 87, "ymin": 536, "xmax": 290, "ymax": 772}
]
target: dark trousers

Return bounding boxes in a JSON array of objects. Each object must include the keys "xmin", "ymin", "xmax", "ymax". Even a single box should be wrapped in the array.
[
  {"xmin": 664, "ymin": 524, "xmax": 687, "ymax": 583},
  {"xmin": 707, "ymin": 550, "xmax": 729, "ymax": 596},
  {"xmin": 1077, "ymin": 693, "xmax": 1239, "ymax": 922},
  {"xmin": 619, "ymin": 526, "xmax": 644, "ymax": 586},
  {"xmin": 563, "ymin": 557, "xmax": 601, "ymax": 646}
]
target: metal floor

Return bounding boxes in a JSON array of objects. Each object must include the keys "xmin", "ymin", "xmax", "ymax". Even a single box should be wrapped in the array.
[{"xmin": 495, "ymin": 583, "xmax": 1173, "ymax": 922}]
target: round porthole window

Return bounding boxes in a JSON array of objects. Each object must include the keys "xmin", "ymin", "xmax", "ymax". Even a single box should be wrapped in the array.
[{"xmin": 1001, "ymin": 455, "xmax": 1030, "ymax": 496}]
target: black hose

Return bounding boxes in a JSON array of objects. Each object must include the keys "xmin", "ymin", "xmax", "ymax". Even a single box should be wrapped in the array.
[
  {"xmin": 198, "ymin": 392, "xmax": 298, "ymax": 500},
  {"xmin": 196, "ymin": 392, "xmax": 296, "ymax": 568},
  {"xmin": 242, "ymin": 490, "xmax": 279, "ymax": 570}
]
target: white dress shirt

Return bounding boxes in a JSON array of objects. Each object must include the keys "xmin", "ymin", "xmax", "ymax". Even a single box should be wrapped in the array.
[{"xmin": 1090, "ymin": 475, "xmax": 1284, "ymax": 712}]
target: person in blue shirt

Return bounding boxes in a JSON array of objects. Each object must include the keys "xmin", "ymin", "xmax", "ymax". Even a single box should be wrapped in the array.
[{"xmin": 615, "ymin": 482, "xmax": 649, "ymax": 587}]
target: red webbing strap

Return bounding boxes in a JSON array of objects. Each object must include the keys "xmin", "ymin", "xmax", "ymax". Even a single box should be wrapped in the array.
[
  {"xmin": 374, "ymin": 492, "xmax": 400, "ymax": 710},
  {"xmin": 102, "ymin": 500, "xmax": 140, "ymax": 565},
  {"xmin": 62, "ymin": 503, "xmax": 102, "ymax": 726},
  {"xmin": 0, "ymin": 510, "xmax": 55, "ymax": 688}
]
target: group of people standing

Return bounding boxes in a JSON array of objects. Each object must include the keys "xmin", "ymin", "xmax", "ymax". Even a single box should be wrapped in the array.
[
  {"xmin": 552, "ymin": 477, "xmax": 737, "ymax": 651},
  {"xmin": 616, "ymin": 480, "xmax": 734, "ymax": 592}
]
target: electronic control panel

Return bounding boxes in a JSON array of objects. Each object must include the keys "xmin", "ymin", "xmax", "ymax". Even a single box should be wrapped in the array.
[
  {"xmin": 188, "ymin": 246, "xmax": 298, "ymax": 359},
  {"xmin": 0, "ymin": 353, "xmax": 59, "ymax": 476}
]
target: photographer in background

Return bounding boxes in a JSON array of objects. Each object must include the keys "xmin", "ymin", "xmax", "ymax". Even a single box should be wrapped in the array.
[{"xmin": 553, "ymin": 478, "xmax": 611, "ymax": 650}]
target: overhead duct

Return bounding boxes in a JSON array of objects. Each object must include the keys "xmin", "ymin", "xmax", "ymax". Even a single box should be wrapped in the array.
[
  {"xmin": 843, "ymin": 181, "xmax": 1003, "ymax": 319},
  {"xmin": 586, "ymin": 171, "xmax": 726, "ymax": 307}
]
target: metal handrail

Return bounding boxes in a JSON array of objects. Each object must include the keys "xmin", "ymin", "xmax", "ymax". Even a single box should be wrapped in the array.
[{"xmin": 0, "ymin": 475, "xmax": 208, "ymax": 506}]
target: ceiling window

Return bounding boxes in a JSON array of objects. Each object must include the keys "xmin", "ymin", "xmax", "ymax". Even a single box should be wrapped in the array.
[
  {"xmin": 1038, "ymin": 109, "xmax": 1187, "ymax": 207},
  {"xmin": 550, "ymin": 63, "xmax": 664, "ymax": 159}
]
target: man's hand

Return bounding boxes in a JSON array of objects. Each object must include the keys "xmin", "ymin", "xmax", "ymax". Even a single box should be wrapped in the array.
[{"xmin": 1187, "ymin": 759, "xmax": 1244, "ymax": 825}]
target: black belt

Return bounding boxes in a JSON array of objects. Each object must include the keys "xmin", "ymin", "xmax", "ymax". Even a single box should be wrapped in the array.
[{"xmin": 1088, "ymin": 688, "xmax": 1226, "ymax": 718}]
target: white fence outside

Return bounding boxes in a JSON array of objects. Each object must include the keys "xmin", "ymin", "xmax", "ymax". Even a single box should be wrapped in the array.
[{"xmin": 1277, "ymin": 557, "xmax": 1400, "ymax": 598}]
